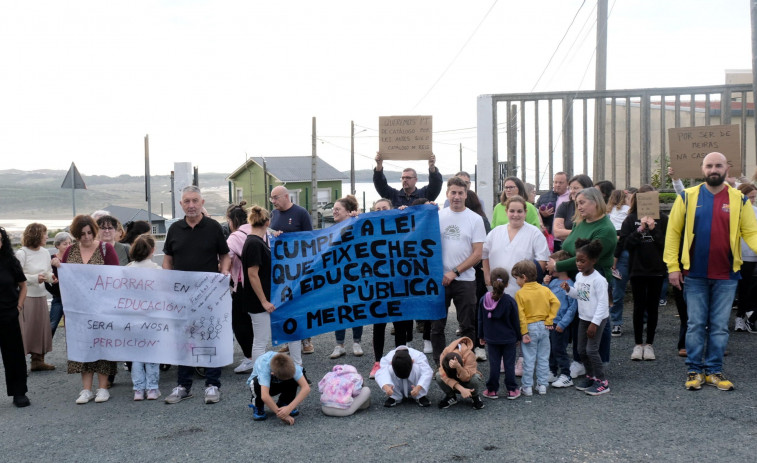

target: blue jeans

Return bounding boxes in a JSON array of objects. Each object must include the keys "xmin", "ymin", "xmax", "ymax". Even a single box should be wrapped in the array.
[
  {"xmin": 521, "ymin": 321, "xmax": 550, "ymax": 388},
  {"xmin": 335, "ymin": 327, "xmax": 363, "ymax": 345},
  {"xmin": 683, "ymin": 277, "xmax": 737, "ymax": 374},
  {"xmin": 50, "ymin": 296, "xmax": 64, "ymax": 337},
  {"xmin": 549, "ymin": 326, "xmax": 571, "ymax": 377},
  {"xmin": 659, "ymin": 279, "xmax": 669, "ymax": 302},
  {"xmin": 610, "ymin": 250, "xmax": 629, "ymax": 326},
  {"xmin": 131, "ymin": 362, "xmax": 160, "ymax": 390}
]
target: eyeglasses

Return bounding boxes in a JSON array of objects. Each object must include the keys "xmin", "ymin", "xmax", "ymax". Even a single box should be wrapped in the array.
[
  {"xmin": 400, "ymin": 176, "xmax": 416, "ymax": 180},
  {"xmin": 270, "ymin": 194, "xmax": 282, "ymax": 201},
  {"xmin": 100, "ymin": 227, "xmax": 115, "ymax": 231}
]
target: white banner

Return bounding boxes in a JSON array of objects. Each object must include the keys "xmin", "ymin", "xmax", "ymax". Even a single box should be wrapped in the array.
[{"xmin": 59, "ymin": 264, "xmax": 232, "ymax": 367}]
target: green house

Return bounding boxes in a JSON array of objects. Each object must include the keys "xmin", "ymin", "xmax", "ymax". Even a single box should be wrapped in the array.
[{"xmin": 227, "ymin": 156, "xmax": 347, "ymax": 211}]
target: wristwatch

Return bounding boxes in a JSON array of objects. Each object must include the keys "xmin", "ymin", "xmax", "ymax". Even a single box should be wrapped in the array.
[{"xmin": 452, "ymin": 267, "xmax": 460, "ymax": 277}]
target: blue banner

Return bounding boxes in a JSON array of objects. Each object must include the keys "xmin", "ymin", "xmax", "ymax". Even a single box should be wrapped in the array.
[{"xmin": 270, "ymin": 204, "xmax": 445, "ymax": 345}]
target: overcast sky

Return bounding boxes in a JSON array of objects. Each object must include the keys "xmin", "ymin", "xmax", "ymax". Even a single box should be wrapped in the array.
[{"xmin": 0, "ymin": 0, "xmax": 751, "ymax": 178}]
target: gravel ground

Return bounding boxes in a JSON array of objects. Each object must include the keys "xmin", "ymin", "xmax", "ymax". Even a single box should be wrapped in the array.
[{"xmin": 1, "ymin": 299, "xmax": 756, "ymax": 462}]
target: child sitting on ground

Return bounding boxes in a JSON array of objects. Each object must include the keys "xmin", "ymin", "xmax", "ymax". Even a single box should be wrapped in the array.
[
  {"xmin": 127, "ymin": 234, "xmax": 162, "ymax": 401},
  {"xmin": 247, "ymin": 351, "xmax": 311, "ymax": 425},
  {"xmin": 512, "ymin": 260, "xmax": 560, "ymax": 397},
  {"xmin": 375, "ymin": 346, "xmax": 433, "ymax": 408},
  {"xmin": 318, "ymin": 364, "xmax": 371, "ymax": 417},
  {"xmin": 478, "ymin": 267, "xmax": 522, "ymax": 400},
  {"xmin": 543, "ymin": 250, "xmax": 578, "ymax": 388}
]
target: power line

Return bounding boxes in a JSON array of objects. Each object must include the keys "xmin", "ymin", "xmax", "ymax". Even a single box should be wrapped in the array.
[
  {"xmin": 410, "ymin": 0, "xmax": 499, "ymax": 111},
  {"xmin": 530, "ymin": 0, "xmax": 587, "ymax": 92},
  {"xmin": 542, "ymin": 2, "xmax": 598, "ymax": 89}
]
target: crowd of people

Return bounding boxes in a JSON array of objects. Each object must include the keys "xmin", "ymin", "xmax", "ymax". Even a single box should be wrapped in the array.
[{"xmin": 1, "ymin": 150, "xmax": 754, "ymax": 420}]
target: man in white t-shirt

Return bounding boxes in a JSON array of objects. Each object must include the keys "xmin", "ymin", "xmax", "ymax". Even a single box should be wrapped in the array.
[{"xmin": 432, "ymin": 177, "xmax": 486, "ymax": 366}]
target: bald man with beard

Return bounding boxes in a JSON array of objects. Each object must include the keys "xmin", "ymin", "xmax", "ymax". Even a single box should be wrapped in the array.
[{"xmin": 665, "ymin": 152, "xmax": 757, "ymax": 392}]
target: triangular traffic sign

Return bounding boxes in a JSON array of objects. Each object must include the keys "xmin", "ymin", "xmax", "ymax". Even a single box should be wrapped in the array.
[{"xmin": 61, "ymin": 162, "xmax": 87, "ymax": 189}]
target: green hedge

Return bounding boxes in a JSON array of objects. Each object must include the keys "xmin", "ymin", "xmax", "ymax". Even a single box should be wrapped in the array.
[{"xmin": 659, "ymin": 193, "xmax": 677, "ymax": 204}]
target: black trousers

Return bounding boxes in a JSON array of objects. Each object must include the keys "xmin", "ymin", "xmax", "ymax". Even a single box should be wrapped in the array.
[
  {"xmin": 231, "ymin": 289, "xmax": 253, "ymax": 358},
  {"xmin": 253, "ymin": 377, "xmax": 298, "ymax": 409},
  {"xmin": 372, "ymin": 320, "xmax": 414, "ymax": 362},
  {"xmin": 0, "ymin": 309, "xmax": 28, "ymax": 396}
]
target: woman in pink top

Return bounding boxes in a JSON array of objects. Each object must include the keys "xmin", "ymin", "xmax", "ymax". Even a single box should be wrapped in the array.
[{"xmin": 226, "ymin": 202, "xmax": 255, "ymax": 374}]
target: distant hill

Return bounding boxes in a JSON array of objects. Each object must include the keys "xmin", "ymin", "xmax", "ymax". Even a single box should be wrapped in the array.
[
  {"xmin": 0, "ymin": 168, "xmax": 422, "ymax": 219},
  {"xmin": 0, "ymin": 169, "xmax": 231, "ymax": 219}
]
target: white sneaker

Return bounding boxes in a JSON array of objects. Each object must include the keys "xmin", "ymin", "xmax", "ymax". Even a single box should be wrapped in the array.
[
  {"xmin": 475, "ymin": 347, "xmax": 487, "ymax": 362},
  {"xmin": 631, "ymin": 345, "xmax": 644, "ymax": 361},
  {"xmin": 521, "ymin": 386, "xmax": 533, "ymax": 397},
  {"xmin": 204, "ymin": 385, "xmax": 221, "ymax": 404},
  {"xmin": 551, "ymin": 374, "xmax": 573, "ymax": 388},
  {"xmin": 536, "ymin": 384, "xmax": 547, "ymax": 395},
  {"xmin": 423, "ymin": 340, "xmax": 433, "ymax": 354},
  {"xmin": 643, "ymin": 344, "xmax": 656, "ymax": 360},
  {"xmin": 734, "ymin": 316, "xmax": 747, "ymax": 332},
  {"xmin": 329, "ymin": 345, "xmax": 346, "ymax": 359},
  {"xmin": 94, "ymin": 388, "xmax": 110, "ymax": 403},
  {"xmin": 352, "ymin": 342, "xmax": 364, "ymax": 356},
  {"xmin": 569, "ymin": 361, "xmax": 586, "ymax": 378},
  {"xmin": 75, "ymin": 389, "xmax": 94, "ymax": 404},
  {"xmin": 547, "ymin": 371, "xmax": 559, "ymax": 383},
  {"xmin": 746, "ymin": 312, "xmax": 757, "ymax": 333},
  {"xmin": 233, "ymin": 358, "xmax": 255, "ymax": 374}
]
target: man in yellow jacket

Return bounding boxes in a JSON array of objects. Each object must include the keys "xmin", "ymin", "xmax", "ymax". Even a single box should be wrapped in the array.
[{"xmin": 664, "ymin": 152, "xmax": 757, "ymax": 392}]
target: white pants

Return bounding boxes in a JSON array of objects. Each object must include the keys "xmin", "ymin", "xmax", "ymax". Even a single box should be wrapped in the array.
[
  {"xmin": 248, "ymin": 312, "xmax": 302, "ymax": 367},
  {"xmin": 250, "ymin": 312, "xmax": 271, "ymax": 365}
]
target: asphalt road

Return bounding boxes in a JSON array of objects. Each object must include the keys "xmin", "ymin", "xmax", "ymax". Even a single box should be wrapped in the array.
[{"xmin": 1, "ymin": 300, "xmax": 756, "ymax": 463}]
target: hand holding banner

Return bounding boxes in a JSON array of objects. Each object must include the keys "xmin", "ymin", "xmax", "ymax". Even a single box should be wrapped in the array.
[
  {"xmin": 59, "ymin": 264, "xmax": 232, "ymax": 367},
  {"xmin": 269, "ymin": 204, "xmax": 445, "ymax": 345}
]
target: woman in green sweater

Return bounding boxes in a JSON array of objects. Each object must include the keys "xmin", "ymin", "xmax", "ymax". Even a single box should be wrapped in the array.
[
  {"xmin": 491, "ymin": 177, "xmax": 542, "ymax": 229},
  {"xmin": 547, "ymin": 187, "xmax": 617, "ymax": 367}
]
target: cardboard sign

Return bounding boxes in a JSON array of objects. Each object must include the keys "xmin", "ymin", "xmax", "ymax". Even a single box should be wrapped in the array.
[
  {"xmin": 668, "ymin": 124, "xmax": 741, "ymax": 178},
  {"xmin": 269, "ymin": 204, "xmax": 445, "ymax": 345},
  {"xmin": 378, "ymin": 115, "xmax": 432, "ymax": 160},
  {"xmin": 59, "ymin": 264, "xmax": 232, "ymax": 367},
  {"xmin": 635, "ymin": 191, "xmax": 660, "ymax": 220}
]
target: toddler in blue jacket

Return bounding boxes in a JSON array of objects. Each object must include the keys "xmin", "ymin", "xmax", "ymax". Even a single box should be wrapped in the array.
[{"xmin": 544, "ymin": 250, "xmax": 578, "ymax": 388}]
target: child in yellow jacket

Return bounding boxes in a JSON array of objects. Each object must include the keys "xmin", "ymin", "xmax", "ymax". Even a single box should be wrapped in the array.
[{"xmin": 512, "ymin": 260, "xmax": 560, "ymax": 396}]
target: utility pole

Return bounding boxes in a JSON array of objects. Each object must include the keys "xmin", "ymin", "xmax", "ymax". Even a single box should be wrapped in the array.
[
  {"xmin": 752, "ymin": 1, "xmax": 757, "ymax": 166},
  {"xmin": 144, "ymin": 135, "xmax": 152, "ymax": 231},
  {"xmin": 350, "ymin": 120, "xmax": 356, "ymax": 195},
  {"xmin": 593, "ymin": 0, "xmax": 608, "ymax": 180},
  {"xmin": 311, "ymin": 117, "xmax": 318, "ymax": 227},
  {"xmin": 459, "ymin": 143, "xmax": 463, "ymax": 172}
]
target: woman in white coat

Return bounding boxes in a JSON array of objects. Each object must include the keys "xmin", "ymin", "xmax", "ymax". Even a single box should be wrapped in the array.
[{"xmin": 482, "ymin": 195, "xmax": 550, "ymax": 298}]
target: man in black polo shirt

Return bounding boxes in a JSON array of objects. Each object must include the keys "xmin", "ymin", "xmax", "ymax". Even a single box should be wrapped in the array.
[{"xmin": 163, "ymin": 186, "xmax": 231, "ymax": 404}]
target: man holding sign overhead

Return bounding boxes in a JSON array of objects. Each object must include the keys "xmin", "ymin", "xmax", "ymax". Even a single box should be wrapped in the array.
[
  {"xmin": 664, "ymin": 152, "xmax": 757, "ymax": 392},
  {"xmin": 373, "ymin": 152, "xmax": 443, "ymax": 208}
]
